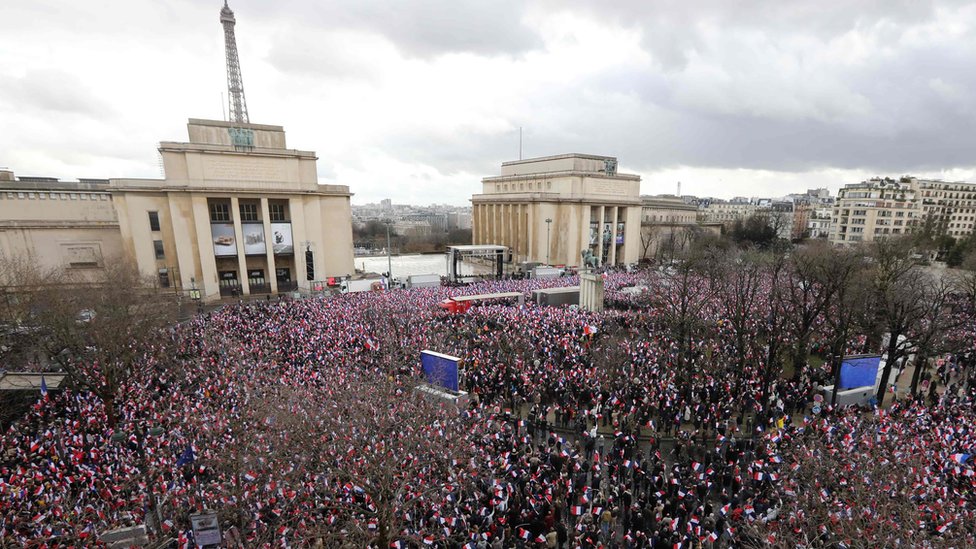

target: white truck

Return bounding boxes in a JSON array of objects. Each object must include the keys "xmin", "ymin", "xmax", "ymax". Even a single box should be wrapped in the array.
[
  {"xmin": 397, "ymin": 273, "xmax": 442, "ymax": 289},
  {"xmin": 531, "ymin": 266, "xmax": 563, "ymax": 279},
  {"xmin": 340, "ymin": 278, "xmax": 385, "ymax": 293}
]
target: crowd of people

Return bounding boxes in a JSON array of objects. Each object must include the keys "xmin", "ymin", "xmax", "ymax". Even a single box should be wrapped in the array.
[{"xmin": 1, "ymin": 270, "xmax": 974, "ymax": 547}]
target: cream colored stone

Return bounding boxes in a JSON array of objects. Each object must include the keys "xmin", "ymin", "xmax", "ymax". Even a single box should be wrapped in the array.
[
  {"xmin": 1, "ymin": 119, "xmax": 354, "ymax": 301},
  {"xmin": 472, "ymin": 154, "xmax": 642, "ymax": 267}
]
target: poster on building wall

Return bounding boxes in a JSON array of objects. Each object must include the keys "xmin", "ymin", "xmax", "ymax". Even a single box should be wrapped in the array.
[
  {"xmin": 242, "ymin": 224, "xmax": 266, "ymax": 255},
  {"xmin": 589, "ymin": 222, "xmax": 599, "ymax": 246},
  {"xmin": 616, "ymin": 222, "xmax": 625, "ymax": 244},
  {"xmin": 211, "ymin": 224, "xmax": 236, "ymax": 256},
  {"xmin": 603, "ymin": 222, "xmax": 614, "ymax": 245},
  {"xmin": 271, "ymin": 222, "xmax": 294, "ymax": 255}
]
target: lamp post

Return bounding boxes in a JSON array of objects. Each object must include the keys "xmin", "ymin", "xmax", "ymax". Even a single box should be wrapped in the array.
[
  {"xmin": 545, "ymin": 218, "xmax": 552, "ymax": 265},
  {"xmin": 385, "ymin": 220, "xmax": 393, "ymax": 285}
]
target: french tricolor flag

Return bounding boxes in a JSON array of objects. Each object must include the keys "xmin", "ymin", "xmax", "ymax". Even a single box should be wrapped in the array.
[
  {"xmin": 571, "ymin": 506, "xmax": 583, "ymax": 515},
  {"xmin": 243, "ymin": 471, "xmax": 257, "ymax": 482},
  {"xmin": 517, "ymin": 528, "xmax": 531, "ymax": 540},
  {"xmin": 950, "ymin": 453, "xmax": 971, "ymax": 464}
]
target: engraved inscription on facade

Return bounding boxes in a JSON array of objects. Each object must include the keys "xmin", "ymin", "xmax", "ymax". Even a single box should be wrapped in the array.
[
  {"xmin": 590, "ymin": 180, "xmax": 625, "ymax": 195},
  {"xmin": 203, "ymin": 157, "xmax": 286, "ymax": 182}
]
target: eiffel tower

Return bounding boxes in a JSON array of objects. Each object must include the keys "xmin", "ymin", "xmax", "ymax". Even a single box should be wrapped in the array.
[{"xmin": 220, "ymin": 1, "xmax": 249, "ymax": 125}]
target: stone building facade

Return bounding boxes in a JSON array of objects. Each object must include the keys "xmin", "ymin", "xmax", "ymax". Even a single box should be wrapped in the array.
[
  {"xmin": 471, "ymin": 154, "xmax": 642, "ymax": 267},
  {"xmin": 0, "ymin": 119, "xmax": 355, "ymax": 301}
]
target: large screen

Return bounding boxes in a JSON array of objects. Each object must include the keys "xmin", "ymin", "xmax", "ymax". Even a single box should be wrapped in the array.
[
  {"xmin": 421, "ymin": 350, "xmax": 460, "ymax": 392},
  {"xmin": 242, "ymin": 224, "xmax": 266, "ymax": 255},
  {"xmin": 270, "ymin": 223, "xmax": 293, "ymax": 255},
  {"xmin": 211, "ymin": 224, "xmax": 237, "ymax": 257},
  {"xmin": 839, "ymin": 355, "xmax": 882, "ymax": 389}
]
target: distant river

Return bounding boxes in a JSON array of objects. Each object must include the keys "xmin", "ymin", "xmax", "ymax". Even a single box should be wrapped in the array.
[{"xmin": 356, "ymin": 254, "xmax": 493, "ymax": 278}]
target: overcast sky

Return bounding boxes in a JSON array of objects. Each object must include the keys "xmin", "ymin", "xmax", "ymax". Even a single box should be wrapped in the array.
[{"xmin": 3, "ymin": 1, "xmax": 976, "ymax": 205}]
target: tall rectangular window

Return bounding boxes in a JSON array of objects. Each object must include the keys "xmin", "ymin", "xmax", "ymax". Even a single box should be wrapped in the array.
[
  {"xmin": 158, "ymin": 268, "xmax": 170, "ymax": 288},
  {"xmin": 153, "ymin": 240, "xmax": 165, "ymax": 260},
  {"xmin": 269, "ymin": 203, "xmax": 286, "ymax": 222},
  {"xmin": 148, "ymin": 211, "xmax": 160, "ymax": 231},
  {"xmin": 239, "ymin": 203, "xmax": 259, "ymax": 222},
  {"xmin": 209, "ymin": 202, "xmax": 231, "ymax": 222}
]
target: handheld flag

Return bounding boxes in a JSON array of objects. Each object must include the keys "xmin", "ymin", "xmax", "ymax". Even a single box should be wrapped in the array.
[{"xmin": 176, "ymin": 445, "xmax": 195, "ymax": 467}]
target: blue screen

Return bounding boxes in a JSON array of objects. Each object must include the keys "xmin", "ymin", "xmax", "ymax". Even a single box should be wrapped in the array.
[
  {"xmin": 421, "ymin": 351, "xmax": 459, "ymax": 392},
  {"xmin": 839, "ymin": 356, "xmax": 881, "ymax": 389}
]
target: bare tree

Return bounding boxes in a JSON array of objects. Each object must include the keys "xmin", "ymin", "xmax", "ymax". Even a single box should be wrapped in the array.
[
  {"xmin": 820, "ymin": 251, "xmax": 874, "ymax": 405},
  {"xmin": 301, "ymin": 374, "xmax": 474, "ymax": 548},
  {"xmin": 748, "ymin": 247, "xmax": 792, "ymax": 420},
  {"xmin": 869, "ymin": 239, "xmax": 928, "ymax": 405},
  {"xmin": 951, "ymin": 252, "xmax": 976, "ymax": 312},
  {"xmin": 739, "ymin": 415, "xmax": 972, "ymax": 548},
  {"xmin": 783, "ymin": 242, "xmax": 841, "ymax": 376},
  {"xmin": 639, "ymin": 225, "xmax": 658, "ymax": 262},
  {"xmin": 31, "ymin": 258, "xmax": 178, "ymax": 427},
  {"xmin": 715, "ymin": 248, "xmax": 766, "ymax": 373},
  {"xmin": 0, "ymin": 254, "xmax": 58, "ymax": 366},
  {"xmin": 904, "ymin": 276, "xmax": 964, "ymax": 396},
  {"xmin": 650, "ymin": 249, "xmax": 720, "ymax": 372}
]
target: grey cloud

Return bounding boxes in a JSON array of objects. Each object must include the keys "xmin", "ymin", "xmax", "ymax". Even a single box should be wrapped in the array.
[
  {"xmin": 541, "ymin": 0, "xmax": 970, "ymax": 70},
  {"xmin": 0, "ymin": 70, "xmax": 117, "ymax": 118},
  {"xmin": 236, "ymin": 0, "xmax": 541, "ymax": 58}
]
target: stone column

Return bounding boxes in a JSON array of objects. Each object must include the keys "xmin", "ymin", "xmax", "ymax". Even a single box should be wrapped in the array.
[
  {"xmin": 471, "ymin": 204, "xmax": 485, "ymax": 244},
  {"xmin": 260, "ymin": 198, "xmax": 278, "ymax": 294},
  {"xmin": 509, "ymin": 203, "xmax": 517, "ymax": 262},
  {"xmin": 191, "ymin": 195, "xmax": 219, "ymax": 301},
  {"xmin": 230, "ymin": 196, "xmax": 250, "ymax": 295},
  {"xmin": 290, "ymin": 197, "xmax": 309, "ymax": 292},
  {"xmin": 609, "ymin": 206, "xmax": 619, "ymax": 265},
  {"xmin": 596, "ymin": 205, "xmax": 606, "ymax": 265}
]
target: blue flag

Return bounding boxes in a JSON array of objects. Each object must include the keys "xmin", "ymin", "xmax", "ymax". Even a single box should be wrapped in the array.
[{"xmin": 176, "ymin": 445, "xmax": 195, "ymax": 466}]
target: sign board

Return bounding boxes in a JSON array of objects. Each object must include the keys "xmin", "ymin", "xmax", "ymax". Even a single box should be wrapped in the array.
[
  {"xmin": 839, "ymin": 355, "xmax": 882, "ymax": 390},
  {"xmin": 421, "ymin": 350, "xmax": 461, "ymax": 392},
  {"xmin": 211, "ymin": 224, "xmax": 236, "ymax": 256},
  {"xmin": 190, "ymin": 511, "xmax": 222, "ymax": 547},
  {"xmin": 241, "ymin": 223, "xmax": 266, "ymax": 255},
  {"xmin": 270, "ymin": 223, "xmax": 294, "ymax": 255}
]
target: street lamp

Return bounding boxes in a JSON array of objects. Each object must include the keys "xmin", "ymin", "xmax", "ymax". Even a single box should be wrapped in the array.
[
  {"xmin": 385, "ymin": 220, "xmax": 393, "ymax": 285},
  {"xmin": 545, "ymin": 218, "xmax": 552, "ymax": 265}
]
